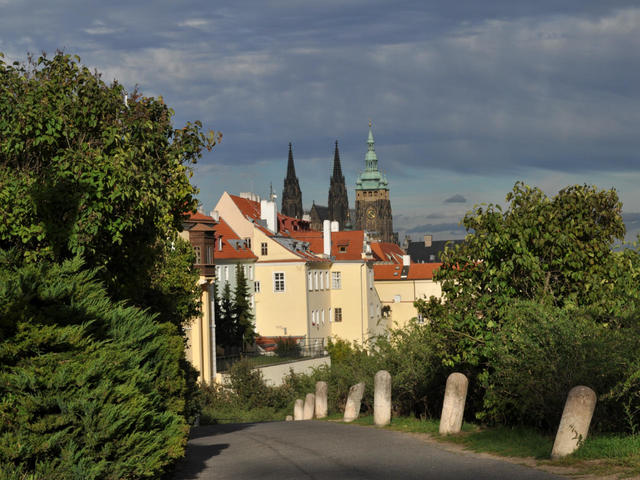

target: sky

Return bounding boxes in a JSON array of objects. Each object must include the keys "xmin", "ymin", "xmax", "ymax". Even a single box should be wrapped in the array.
[{"xmin": 2, "ymin": 1, "xmax": 640, "ymax": 241}]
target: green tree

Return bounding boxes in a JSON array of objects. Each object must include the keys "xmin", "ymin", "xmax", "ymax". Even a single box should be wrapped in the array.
[
  {"xmin": 417, "ymin": 182, "xmax": 628, "ymax": 367},
  {"xmin": 0, "ymin": 52, "xmax": 219, "ymax": 323},
  {"xmin": 233, "ymin": 264, "xmax": 256, "ymax": 348},
  {"xmin": 216, "ymin": 281, "xmax": 236, "ymax": 349}
]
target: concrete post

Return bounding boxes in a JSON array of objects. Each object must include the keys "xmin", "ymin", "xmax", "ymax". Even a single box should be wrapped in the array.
[
  {"xmin": 374, "ymin": 370, "xmax": 392, "ymax": 426},
  {"xmin": 303, "ymin": 393, "xmax": 316, "ymax": 420},
  {"xmin": 439, "ymin": 372, "xmax": 468, "ymax": 435},
  {"xmin": 343, "ymin": 382, "xmax": 365, "ymax": 422},
  {"xmin": 551, "ymin": 386, "xmax": 597, "ymax": 459},
  {"xmin": 285, "ymin": 415, "xmax": 293, "ymax": 421},
  {"xmin": 294, "ymin": 398, "xmax": 304, "ymax": 421},
  {"xmin": 315, "ymin": 381, "xmax": 328, "ymax": 419}
]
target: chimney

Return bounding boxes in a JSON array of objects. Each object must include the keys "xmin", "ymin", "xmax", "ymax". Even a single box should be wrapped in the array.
[
  {"xmin": 323, "ymin": 220, "xmax": 331, "ymax": 256},
  {"xmin": 209, "ymin": 210, "xmax": 220, "ymax": 222},
  {"xmin": 402, "ymin": 254, "xmax": 411, "ymax": 266},
  {"xmin": 260, "ymin": 199, "xmax": 278, "ymax": 234},
  {"xmin": 218, "ymin": 236, "xmax": 223, "ymax": 251},
  {"xmin": 424, "ymin": 234, "xmax": 432, "ymax": 247},
  {"xmin": 330, "ymin": 221, "xmax": 339, "ymax": 232}
]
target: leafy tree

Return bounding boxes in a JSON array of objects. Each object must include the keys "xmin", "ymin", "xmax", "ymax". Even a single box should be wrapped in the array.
[
  {"xmin": 416, "ymin": 182, "xmax": 628, "ymax": 367},
  {"xmin": 0, "ymin": 52, "xmax": 219, "ymax": 322},
  {"xmin": 232, "ymin": 263, "xmax": 256, "ymax": 348}
]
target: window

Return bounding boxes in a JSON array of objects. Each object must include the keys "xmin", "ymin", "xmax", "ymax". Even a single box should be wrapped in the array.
[
  {"xmin": 332, "ymin": 271, "xmax": 342, "ymax": 289},
  {"xmin": 224, "ymin": 265, "xmax": 229, "ymax": 281},
  {"xmin": 417, "ymin": 313, "xmax": 425, "ymax": 324},
  {"xmin": 339, "ymin": 246, "xmax": 347, "ymax": 253},
  {"xmin": 329, "ymin": 308, "xmax": 332, "ymax": 322},
  {"xmin": 261, "ymin": 242, "xmax": 268, "ymax": 256},
  {"xmin": 319, "ymin": 271, "xmax": 324, "ymax": 290},
  {"xmin": 334, "ymin": 307, "xmax": 342, "ymax": 323},
  {"xmin": 254, "ymin": 281, "xmax": 261, "ymax": 293},
  {"xmin": 325, "ymin": 271, "xmax": 329, "ymax": 290},
  {"xmin": 215, "ymin": 265, "xmax": 221, "ymax": 278},
  {"xmin": 321, "ymin": 309, "xmax": 325, "ymax": 325},
  {"xmin": 206, "ymin": 246, "xmax": 213, "ymax": 264},
  {"xmin": 193, "ymin": 246, "xmax": 201, "ymax": 264},
  {"xmin": 394, "ymin": 295, "xmax": 401, "ymax": 303},
  {"xmin": 314, "ymin": 272, "xmax": 319, "ymax": 290},
  {"xmin": 245, "ymin": 238, "xmax": 251, "ymax": 249},
  {"xmin": 308, "ymin": 272, "xmax": 313, "ymax": 291},
  {"xmin": 247, "ymin": 265, "xmax": 253, "ymax": 280},
  {"xmin": 273, "ymin": 272, "xmax": 285, "ymax": 292}
]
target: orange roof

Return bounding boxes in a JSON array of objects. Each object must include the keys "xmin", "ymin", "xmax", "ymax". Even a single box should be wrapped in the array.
[
  {"xmin": 373, "ymin": 263, "xmax": 441, "ymax": 281},
  {"xmin": 185, "ymin": 211, "xmax": 216, "ymax": 224},
  {"xmin": 371, "ymin": 242, "xmax": 405, "ymax": 263},
  {"xmin": 213, "ymin": 218, "xmax": 257, "ymax": 261},
  {"xmin": 229, "ymin": 194, "xmax": 310, "ymax": 235},
  {"xmin": 331, "ymin": 231, "xmax": 365, "ymax": 260}
]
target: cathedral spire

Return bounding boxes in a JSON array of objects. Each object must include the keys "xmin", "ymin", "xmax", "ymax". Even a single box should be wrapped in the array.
[
  {"xmin": 332, "ymin": 140, "xmax": 343, "ymax": 180},
  {"xmin": 286, "ymin": 142, "xmax": 296, "ymax": 178},
  {"xmin": 281, "ymin": 142, "xmax": 303, "ymax": 219},
  {"xmin": 328, "ymin": 140, "xmax": 349, "ymax": 229}
]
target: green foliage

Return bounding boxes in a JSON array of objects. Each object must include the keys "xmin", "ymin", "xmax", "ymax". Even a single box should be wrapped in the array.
[
  {"xmin": 417, "ymin": 182, "xmax": 628, "ymax": 367},
  {"xmin": 0, "ymin": 255, "xmax": 194, "ymax": 479},
  {"xmin": 274, "ymin": 336, "xmax": 301, "ymax": 358},
  {"xmin": 215, "ymin": 282, "xmax": 236, "ymax": 349},
  {"xmin": 0, "ymin": 52, "xmax": 218, "ymax": 318},
  {"xmin": 232, "ymin": 264, "xmax": 256, "ymax": 346}
]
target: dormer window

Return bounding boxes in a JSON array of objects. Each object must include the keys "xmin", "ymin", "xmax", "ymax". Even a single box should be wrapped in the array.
[{"xmin": 339, "ymin": 246, "xmax": 347, "ymax": 253}]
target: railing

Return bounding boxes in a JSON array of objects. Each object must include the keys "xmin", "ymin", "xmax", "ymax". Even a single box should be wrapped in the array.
[{"xmin": 216, "ymin": 337, "xmax": 327, "ymax": 372}]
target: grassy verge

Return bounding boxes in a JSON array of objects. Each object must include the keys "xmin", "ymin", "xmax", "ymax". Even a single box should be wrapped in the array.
[{"xmin": 200, "ymin": 404, "xmax": 290, "ymax": 424}]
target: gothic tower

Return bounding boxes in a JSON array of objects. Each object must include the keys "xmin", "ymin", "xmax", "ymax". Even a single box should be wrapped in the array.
[
  {"xmin": 354, "ymin": 123, "xmax": 394, "ymax": 242},
  {"xmin": 281, "ymin": 143, "xmax": 303, "ymax": 218},
  {"xmin": 328, "ymin": 140, "xmax": 349, "ymax": 229}
]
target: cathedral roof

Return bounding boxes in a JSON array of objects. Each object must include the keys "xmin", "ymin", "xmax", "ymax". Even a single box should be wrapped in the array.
[{"xmin": 356, "ymin": 123, "xmax": 389, "ymax": 191}]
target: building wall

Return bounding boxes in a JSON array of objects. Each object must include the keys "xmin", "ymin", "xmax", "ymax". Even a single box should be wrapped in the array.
[
  {"xmin": 330, "ymin": 262, "xmax": 382, "ymax": 344},
  {"xmin": 253, "ymin": 262, "xmax": 309, "ymax": 337},
  {"xmin": 306, "ymin": 265, "xmax": 333, "ymax": 340},
  {"xmin": 185, "ymin": 281, "xmax": 214, "ymax": 384},
  {"xmin": 375, "ymin": 279, "xmax": 442, "ymax": 328}
]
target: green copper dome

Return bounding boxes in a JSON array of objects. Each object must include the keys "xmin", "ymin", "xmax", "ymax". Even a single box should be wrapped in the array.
[{"xmin": 356, "ymin": 123, "xmax": 389, "ymax": 191}]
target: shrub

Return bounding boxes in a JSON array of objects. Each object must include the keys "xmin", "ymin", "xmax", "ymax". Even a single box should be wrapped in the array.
[
  {"xmin": 275, "ymin": 337, "xmax": 301, "ymax": 358},
  {"xmin": 0, "ymin": 256, "xmax": 193, "ymax": 479}
]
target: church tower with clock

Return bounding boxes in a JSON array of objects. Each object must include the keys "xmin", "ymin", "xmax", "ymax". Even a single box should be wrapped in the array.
[{"xmin": 354, "ymin": 123, "xmax": 394, "ymax": 242}]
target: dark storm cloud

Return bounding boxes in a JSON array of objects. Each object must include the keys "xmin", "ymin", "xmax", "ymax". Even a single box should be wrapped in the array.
[
  {"xmin": 2, "ymin": 0, "xmax": 640, "ymax": 182},
  {"xmin": 406, "ymin": 222, "xmax": 466, "ymax": 235},
  {"xmin": 444, "ymin": 194, "xmax": 467, "ymax": 204}
]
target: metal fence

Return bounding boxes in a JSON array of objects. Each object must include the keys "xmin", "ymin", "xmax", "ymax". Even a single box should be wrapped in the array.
[{"xmin": 216, "ymin": 337, "xmax": 327, "ymax": 372}]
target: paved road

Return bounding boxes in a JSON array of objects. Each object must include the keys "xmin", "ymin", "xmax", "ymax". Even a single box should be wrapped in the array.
[{"xmin": 172, "ymin": 421, "xmax": 564, "ymax": 480}]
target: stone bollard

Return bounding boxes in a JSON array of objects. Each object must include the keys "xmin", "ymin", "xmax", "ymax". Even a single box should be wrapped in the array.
[
  {"xmin": 294, "ymin": 398, "xmax": 304, "ymax": 421},
  {"xmin": 374, "ymin": 370, "xmax": 392, "ymax": 426},
  {"xmin": 315, "ymin": 381, "xmax": 328, "ymax": 419},
  {"xmin": 551, "ymin": 386, "xmax": 597, "ymax": 459},
  {"xmin": 343, "ymin": 382, "xmax": 366, "ymax": 423},
  {"xmin": 285, "ymin": 415, "xmax": 293, "ymax": 421},
  {"xmin": 303, "ymin": 393, "xmax": 316, "ymax": 420},
  {"xmin": 439, "ymin": 372, "xmax": 469, "ymax": 435}
]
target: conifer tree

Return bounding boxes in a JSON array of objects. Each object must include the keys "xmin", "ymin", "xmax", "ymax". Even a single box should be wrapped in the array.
[
  {"xmin": 233, "ymin": 264, "xmax": 257, "ymax": 349},
  {"xmin": 216, "ymin": 280, "xmax": 236, "ymax": 350}
]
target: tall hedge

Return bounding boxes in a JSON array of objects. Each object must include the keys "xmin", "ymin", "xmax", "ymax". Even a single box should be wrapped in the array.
[{"xmin": 0, "ymin": 255, "xmax": 195, "ymax": 479}]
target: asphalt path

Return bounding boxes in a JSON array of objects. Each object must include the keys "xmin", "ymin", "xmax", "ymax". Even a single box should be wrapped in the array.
[{"xmin": 172, "ymin": 421, "xmax": 565, "ymax": 480}]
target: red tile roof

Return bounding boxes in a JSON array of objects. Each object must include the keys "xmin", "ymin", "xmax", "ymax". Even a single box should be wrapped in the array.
[
  {"xmin": 373, "ymin": 263, "xmax": 441, "ymax": 281},
  {"xmin": 214, "ymin": 218, "xmax": 257, "ymax": 260},
  {"xmin": 185, "ymin": 211, "xmax": 216, "ymax": 224},
  {"xmin": 371, "ymin": 242, "xmax": 405, "ymax": 263},
  {"xmin": 229, "ymin": 194, "xmax": 311, "ymax": 234}
]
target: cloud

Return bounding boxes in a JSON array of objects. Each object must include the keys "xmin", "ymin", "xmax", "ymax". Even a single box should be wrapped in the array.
[
  {"xmin": 178, "ymin": 19, "xmax": 210, "ymax": 29},
  {"xmin": 444, "ymin": 194, "xmax": 467, "ymax": 203},
  {"xmin": 406, "ymin": 222, "xmax": 466, "ymax": 235}
]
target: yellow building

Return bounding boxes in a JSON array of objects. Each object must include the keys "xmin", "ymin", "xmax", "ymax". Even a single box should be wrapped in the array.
[
  {"xmin": 373, "ymin": 261, "xmax": 442, "ymax": 328},
  {"xmin": 214, "ymin": 192, "xmax": 384, "ymax": 345},
  {"xmin": 180, "ymin": 211, "xmax": 217, "ymax": 384}
]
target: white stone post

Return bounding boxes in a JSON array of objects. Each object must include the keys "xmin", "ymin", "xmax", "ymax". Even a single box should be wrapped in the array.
[
  {"xmin": 374, "ymin": 370, "xmax": 392, "ymax": 426},
  {"xmin": 551, "ymin": 386, "xmax": 597, "ymax": 459},
  {"xmin": 315, "ymin": 381, "xmax": 328, "ymax": 419},
  {"xmin": 303, "ymin": 393, "xmax": 316, "ymax": 420},
  {"xmin": 439, "ymin": 372, "xmax": 468, "ymax": 435},
  {"xmin": 343, "ymin": 382, "xmax": 365, "ymax": 422},
  {"xmin": 294, "ymin": 398, "xmax": 304, "ymax": 421}
]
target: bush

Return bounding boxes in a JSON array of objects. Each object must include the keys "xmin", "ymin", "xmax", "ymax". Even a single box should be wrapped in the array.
[
  {"xmin": 0, "ymin": 256, "xmax": 194, "ymax": 479},
  {"xmin": 275, "ymin": 337, "xmax": 301, "ymax": 358},
  {"xmin": 480, "ymin": 301, "xmax": 639, "ymax": 432}
]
